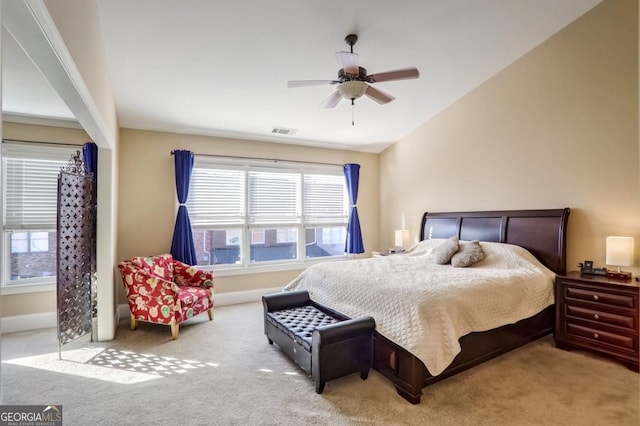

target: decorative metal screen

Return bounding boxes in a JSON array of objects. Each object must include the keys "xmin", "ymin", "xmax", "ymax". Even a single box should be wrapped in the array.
[{"xmin": 57, "ymin": 151, "xmax": 96, "ymax": 350}]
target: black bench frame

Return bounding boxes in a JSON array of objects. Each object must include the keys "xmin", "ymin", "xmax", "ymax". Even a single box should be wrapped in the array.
[{"xmin": 262, "ymin": 290, "xmax": 375, "ymax": 394}]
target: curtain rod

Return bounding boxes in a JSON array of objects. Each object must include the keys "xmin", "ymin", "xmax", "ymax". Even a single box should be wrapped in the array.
[
  {"xmin": 2, "ymin": 138, "xmax": 84, "ymax": 149},
  {"xmin": 170, "ymin": 151, "xmax": 343, "ymax": 167}
]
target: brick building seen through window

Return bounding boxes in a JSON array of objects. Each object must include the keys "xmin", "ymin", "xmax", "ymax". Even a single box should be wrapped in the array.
[
  {"xmin": 193, "ymin": 227, "xmax": 345, "ymax": 266},
  {"xmin": 9, "ymin": 231, "xmax": 57, "ymax": 280}
]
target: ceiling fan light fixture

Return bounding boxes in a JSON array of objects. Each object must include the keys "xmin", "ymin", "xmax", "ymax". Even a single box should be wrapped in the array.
[{"xmin": 337, "ymin": 80, "xmax": 368, "ymax": 100}]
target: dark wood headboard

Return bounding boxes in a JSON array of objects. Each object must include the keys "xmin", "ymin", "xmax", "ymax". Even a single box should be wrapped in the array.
[{"xmin": 420, "ymin": 208, "xmax": 570, "ymax": 274}]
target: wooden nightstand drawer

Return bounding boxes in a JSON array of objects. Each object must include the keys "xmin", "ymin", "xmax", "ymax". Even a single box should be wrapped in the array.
[
  {"xmin": 566, "ymin": 323, "xmax": 635, "ymax": 351},
  {"xmin": 565, "ymin": 286, "xmax": 635, "ymax": 308},
  {"xmin": 565, "ymin": 305, "xmax": 636, "ymax": 329}
]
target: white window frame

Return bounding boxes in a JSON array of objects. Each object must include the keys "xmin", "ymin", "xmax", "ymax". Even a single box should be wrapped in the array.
[
  {"xmin": 1, "ymin": 141, "xmax": 79, "ymax": 292},
  {"xmin": 186, "ymin": 157, "xmax": 350, "ymax": 274}
]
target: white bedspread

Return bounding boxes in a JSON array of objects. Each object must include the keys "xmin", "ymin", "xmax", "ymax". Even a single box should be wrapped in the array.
[{"xmin": 284, "ymin": 240, "xmax": 555, "ymax": 376}]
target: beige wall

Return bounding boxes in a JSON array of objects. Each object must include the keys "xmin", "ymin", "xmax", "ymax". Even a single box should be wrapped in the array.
[
  {"xmin": 1, "ymin": 122, "xmax": 89, "ymax": 317},
  {"xmin": 3, "ymin": 122, "xmax": 90, "ymax": 144},
  {"xmin": 380, "ymin": 0, "xmax": 639, "ymax": 276},
  {"xmin": 117, "ymin": 128, "xmax": 379, "ymax": 302}
]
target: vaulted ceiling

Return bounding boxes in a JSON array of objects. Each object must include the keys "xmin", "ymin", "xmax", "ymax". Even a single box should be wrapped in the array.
[{"xmin": 2, "ymin": 0, "xmax": 602, "ymax": 152}]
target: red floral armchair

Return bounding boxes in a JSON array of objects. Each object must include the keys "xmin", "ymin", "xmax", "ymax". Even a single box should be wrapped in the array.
[{"xmin": 117, "ymin": 254, "xmax": 214, "ymax": 339}]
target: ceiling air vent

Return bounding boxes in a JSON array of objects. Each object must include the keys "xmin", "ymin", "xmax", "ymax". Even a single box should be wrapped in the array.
[{"xmin": 271, "ymin": 126, "xmax": 297, "ymax": 136}]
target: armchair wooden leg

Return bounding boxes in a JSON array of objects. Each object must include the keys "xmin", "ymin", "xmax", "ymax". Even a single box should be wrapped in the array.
[
  {"xmin": 130, "ymin": 314, "xmax": 138, "ymax": 330},
  {"xmin": 207, "ymin": 308, "xmax": 214, "ymax": 321},
  {"xmin": 170, "ymin": 321, "xmax": 179, "ymax": 340}
]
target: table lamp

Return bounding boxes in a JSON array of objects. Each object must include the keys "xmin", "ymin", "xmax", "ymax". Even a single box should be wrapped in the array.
[
  {"xmin": 605, "ymin": 236, "xmax": 634, "ymax": 280},
  {"xmin": 394, "ymin": 229, "xmax": 409, "ymax": 251}
]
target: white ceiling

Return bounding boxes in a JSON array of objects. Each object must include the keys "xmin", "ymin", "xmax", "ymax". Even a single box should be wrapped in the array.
[{"xmin": 2, "ymin": 0, "xmax": 602, "ymax": 152}]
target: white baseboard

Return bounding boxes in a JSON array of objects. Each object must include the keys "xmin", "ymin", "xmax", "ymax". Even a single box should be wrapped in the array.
[
  {"xmin": 1, "ymin": 311, "xmax": 58, "ymax": 334},
  {"xmin": 214, "ymin": 286, "xmax": 282, "ymax": 307},
  {"xmin": 2, "ymin": 287, "xmax": 283, "ymax": 334}
]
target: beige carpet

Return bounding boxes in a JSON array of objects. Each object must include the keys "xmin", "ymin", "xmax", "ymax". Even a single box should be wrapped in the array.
[{"xmin": 1, "ymin": 302, "xmax": 638, "ymax": 425}]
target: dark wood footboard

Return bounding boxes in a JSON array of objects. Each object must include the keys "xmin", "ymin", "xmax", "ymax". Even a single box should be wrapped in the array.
[
  {"xmin": 372, "ymin": 332, "xmax": 425, "ymax": 404},
  {"xmin": 372, "ymin": 305, "xmax": 555, "ymax": 404}
]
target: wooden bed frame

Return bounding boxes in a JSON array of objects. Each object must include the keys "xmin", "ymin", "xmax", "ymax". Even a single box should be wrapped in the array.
[{"xmin": 366, "ymin": 208, "xmax": 570, "ymax": 404}]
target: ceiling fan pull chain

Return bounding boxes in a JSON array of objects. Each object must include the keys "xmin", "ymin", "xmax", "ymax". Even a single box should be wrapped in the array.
[{"xmin": 351, "ymin": 99, "xmax": 355, "ymax": 126}]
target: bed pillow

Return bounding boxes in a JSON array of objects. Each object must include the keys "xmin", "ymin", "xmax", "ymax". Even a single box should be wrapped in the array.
[
  {"xmin": 431, "ymin": 236, "xmax": 459, "ymax": 264},
  {"xmin": 451, "ymin": 240, "xmax": 484, "ymax": 267}
]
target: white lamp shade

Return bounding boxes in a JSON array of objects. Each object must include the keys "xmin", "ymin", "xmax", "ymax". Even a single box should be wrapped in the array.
[
  {"xmin": 395, "ymin": 229, "xmax": 409, "ymax": 248},
  {"xmin": 605, "ymin": 236, "xmax": 634, "ymax": 267}
]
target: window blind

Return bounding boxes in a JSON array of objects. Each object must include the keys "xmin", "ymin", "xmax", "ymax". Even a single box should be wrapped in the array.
[
  {"xmin": 248, "ymin": 171, "xmax": 300, "ymax": 224},
  {"xmin": 303, "ymin": 174, "xmax": 348, "ymax": 224},
  {"xmin": 3, "ymin": 157, "xmax": 67, "ymax": 229},
  {"xmin": 187, "ymin": 168, "xmax": 245, "ymax": 226}
]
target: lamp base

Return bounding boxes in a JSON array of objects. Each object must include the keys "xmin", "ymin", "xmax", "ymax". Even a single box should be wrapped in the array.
[{"xmin": 607, "ymin": 270, "xmax": 632, "ymax": 280}]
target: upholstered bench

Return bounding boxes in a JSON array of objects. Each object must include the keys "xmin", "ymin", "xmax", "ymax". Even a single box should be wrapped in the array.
[{"xmin": 262, "ymin": 290, "xmax": 375, "ymax": 394}]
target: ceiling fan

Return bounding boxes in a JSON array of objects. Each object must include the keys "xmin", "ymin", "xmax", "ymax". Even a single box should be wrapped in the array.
[{"xmin": 287, "ymin": 34, "xmax": 420, "ymax": 119}]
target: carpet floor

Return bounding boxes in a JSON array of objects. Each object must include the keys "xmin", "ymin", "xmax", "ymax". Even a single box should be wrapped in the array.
[{"xmin": 1, "ymin": 302, "xmax": 638, "ymax": 425}]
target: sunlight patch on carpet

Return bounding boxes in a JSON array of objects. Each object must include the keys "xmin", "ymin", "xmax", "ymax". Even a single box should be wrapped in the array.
[
  {"xmin": 87, "ymin": 348, "xmax": 218, "ymax": 376},
  {"xmin": 3, "ymin": 346, "xmax": 220, "ymax": 384},
  {"xmin": 257, "ymin": 368, "xmax": 300, "ymax": 377},
  {"xmin": 2, "ymin": 347, "xmax": 161, "ymax": 384}
]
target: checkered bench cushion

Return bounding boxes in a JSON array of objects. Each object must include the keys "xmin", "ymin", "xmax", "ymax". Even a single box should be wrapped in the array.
[{"xmin": 266, "ymin": 305, "xmax": 340, "ymax": 351}]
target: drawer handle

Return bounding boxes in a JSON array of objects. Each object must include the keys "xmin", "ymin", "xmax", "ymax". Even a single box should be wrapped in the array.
[
  {"xmin": 593, "ymin": 333, "xmax": 599, "ymax": 339},
  {"xmin": 593, "ymin": 295, "xmax": 599, "ymax": 301},
  {"xmin": 593, "ymin": 314, "xmax": 599, "ymax": 320}
]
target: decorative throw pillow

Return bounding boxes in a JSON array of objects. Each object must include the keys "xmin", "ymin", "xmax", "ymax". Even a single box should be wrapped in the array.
[
  {"xmin": 451, "ymin": 240, "xmax": 484, "ymax": 267},
  {"xmin": 432, "ymin": 236, "xmax": 459, "ymax": 264}
]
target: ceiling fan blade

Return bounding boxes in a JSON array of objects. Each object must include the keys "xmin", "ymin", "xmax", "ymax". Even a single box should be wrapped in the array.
[
  {"xmin": 335, "ymin": 51, "xmax": 359, "ymax": 75},
  {"xmin": 287, "ymin": 80, "xmax": 338, "ymax": 88},
  {"xmin": 365, "ymin": 85, "xmax": 395, "ymax": 105},
  {"xmin": 367, "ymin": 67, "xmax": 420, "ymax": 83},
  {"xmin": 321, "ymin": 90, "xmax": 342, "ymax": 108}
]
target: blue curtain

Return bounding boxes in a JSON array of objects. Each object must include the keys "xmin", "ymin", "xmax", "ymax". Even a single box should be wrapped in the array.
[
  {"xmin": 170, "ymin": 150, "xmax": 197, "ymax": 264},
  {"xmin": 344, "ymin": 163, "xmax": 364, "ymax": 254},
  {"xmin": 82, "ymin": 142, "xmax": 98, "ymax": 180}
]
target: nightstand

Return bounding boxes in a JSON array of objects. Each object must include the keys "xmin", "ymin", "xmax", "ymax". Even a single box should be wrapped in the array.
[
  {"xmin": 372, "ymin": 249, "xmax": 405, "ymax": 257},
  {"xmin": 555, "ymin": 272, "xmax": 639, "ymax": 372}
]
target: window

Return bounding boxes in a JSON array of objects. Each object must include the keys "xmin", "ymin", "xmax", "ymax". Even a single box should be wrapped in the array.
[
  {"xmin": 10, "ymin": 231, "xmax": 50, "ymax": 253},
  {"xmin": 10, "ymin": 232, "xmax": 28, "ymax": 253},
  {"xmin": 276, "ymin": 228, "xmax": 297, "ymax": 243},
  {"xmin": 2, "ymin": 141, "xmax": 78, "ymax": 286},
  {"xmin": 225, "ymin": 229, "xmax": 241, "ymax": 246},
  {"xmin": 251, "ymin": 229, "xmax": 265, "ymax": 244},
  {"xmin": 187, "ymin": 158, "xmax": 349, "ymax": 269}
]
